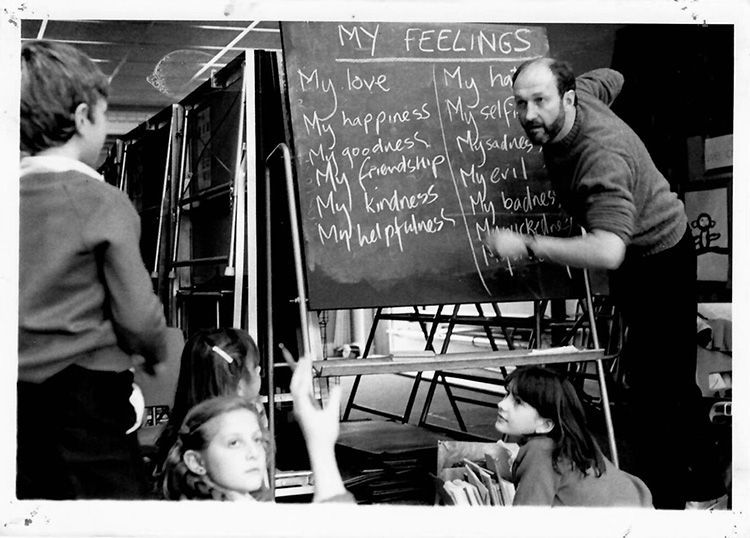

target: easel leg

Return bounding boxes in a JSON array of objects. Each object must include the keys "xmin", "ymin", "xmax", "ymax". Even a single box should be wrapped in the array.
[
  {"xmin": 490, "ymin": 302, "xmax": 515, "ymax": 351},
  {"xmin": 342, "ymin": 307, "xmax": 382, "ymax": 420},
  {"xmin": 417, "ymin": 305, "xmax": 460, "ymax": 427},
  {"xmin": 402, "ymin": 305, "xmax": 444, "ymax": 423},
  {"xmin": 530, "ymin": 300, "xmax": 548, "ymax": 349},
  {"xmin": 435, "ymin": 372, "xmax": 467, "ymax": 431},
  {"xmin": 477, "ymin": 303, "xmax": 509, "ymax": 379},
  {"xmin": 581, "ymin": 268, "xmax": 619, "ymax": 467},
  {"xmin": 596, "ymin": 358, "xmax": 619, "ymax": 466}
]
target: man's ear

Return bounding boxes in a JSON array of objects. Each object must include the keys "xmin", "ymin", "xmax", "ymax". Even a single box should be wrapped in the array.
[
  {"xmin": 183, "ymin": 450, "xmax": 206, "ymax": 475},
  {"xmin": 535, "ymin": 417, "xmax": 555, "ymax": 435},
  {"xmin": 562, "ymin": 89, "xmax": 576, "ymax": 110},
  {"xmin": 73, "ymin": 102, "xmax": 90, "ymax": 133}
]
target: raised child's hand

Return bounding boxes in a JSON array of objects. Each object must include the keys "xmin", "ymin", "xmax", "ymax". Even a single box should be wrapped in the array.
[
  {"xmin": 280, "ymin": 344, "xmax": 349, "ymax": 502},
  {"xmin": 280, "ymin": 345, "xmax": 342, "ymax": 450}
]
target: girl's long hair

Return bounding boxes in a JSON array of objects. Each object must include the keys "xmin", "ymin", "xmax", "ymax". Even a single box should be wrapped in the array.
[
  {"xmin": 156, "ymin": 328, "xmax": 261, "ymax": 467},
  {"xmin": 161, "ymin": 396, "xmax": 273, "ymax": 501},
  {"xmin": 506, "ymin": 366, "xmax": 605, "ymax": 477}
]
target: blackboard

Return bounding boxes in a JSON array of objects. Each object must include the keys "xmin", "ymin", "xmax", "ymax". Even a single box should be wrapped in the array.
[{"xmin": 281, "ymin": 22, "xmax": 589, "ymax": 310}]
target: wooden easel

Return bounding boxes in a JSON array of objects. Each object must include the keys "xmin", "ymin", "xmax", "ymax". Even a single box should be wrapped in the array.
[
  {"xmin": 266, "ymin": 141, "xmax": 620, "ymax": 467},
  {"xmin": 341, "ymin": 304, "xmax": 516, "ymax": 424},
  {"xmin": 341, "ymin": 295, "xmax": 616, "ymax": 438},
  {"xmin": 417, "ymin": 295, "xmax": 618, "ymax": 439}
]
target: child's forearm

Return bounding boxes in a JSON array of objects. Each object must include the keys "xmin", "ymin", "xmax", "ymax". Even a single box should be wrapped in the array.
[{"xmin": 307, "ymin": 443, "xmax": 348, "ymax": 502}]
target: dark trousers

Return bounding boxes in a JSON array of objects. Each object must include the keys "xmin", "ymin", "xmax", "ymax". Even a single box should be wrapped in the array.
[
  {"xmin": 17, "ymin": 364, "xmax": 148, "ymax": 500},
  {"xmin": 610, "ymin": 228, "xmax": 722, "ymax": 509}
]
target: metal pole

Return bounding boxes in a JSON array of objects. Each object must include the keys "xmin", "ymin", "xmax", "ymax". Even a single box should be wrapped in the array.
[
  {"xmin": 117, "ymin": 141, "xmax": 129, "ymax": 191},
  {"xmin": 170, "ymin": 108, "xmax": 190, "ymax": 270},
  {"xmin": 231, "ymin": 63, "xmax": 248, "ymax": 327},
  {"xmin": 582, "ymin": 267, "xmax": 619, "ymax": 467},
  {"xmin": 269, "ymin": 143, "xmax": 311, "ymax": 355},
  {"xmin": 245, "ymin": 51, "xmax": 259, "ymax": 343},
  {"xmin": 152, "ymin": 105, "xmax": 176, "ymax": 278},
  {"xmin": 169, "ymin": 108, "xmax": 190, "ymax": 328},
  {"xmin": 264, "ymin": 163, "xmax": 275, "ymax": 498},
  {"xmin": 227, "ymin": 61, "xmax": 249, "ymax": 280}
]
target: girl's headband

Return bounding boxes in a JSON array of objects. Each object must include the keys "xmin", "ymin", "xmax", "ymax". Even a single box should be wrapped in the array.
[{"xmin": 211, "ymin": 345, "xmax": 234, "ymax": 364}]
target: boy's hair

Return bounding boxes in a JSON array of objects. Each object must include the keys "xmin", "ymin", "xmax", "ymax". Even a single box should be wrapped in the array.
[
  {"xmin": 506, "ymin": 366, "xmax": 605, "ymax": 477},
  {"xmin": 161, "ymin": 395, "xmax": 273, "ymax": 501},
  {"xmin": 20, "ymin": 40, "xmax": 109, "ymax": 154},
  {"xmin": 156, "ymin": 328, "xmax": 261, "ymax": 466}
]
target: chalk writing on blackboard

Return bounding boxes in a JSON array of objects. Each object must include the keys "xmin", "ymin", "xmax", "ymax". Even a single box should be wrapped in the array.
[{"xmin": 282, "ymin": 22, "xmax": 581, "ymax": 309}]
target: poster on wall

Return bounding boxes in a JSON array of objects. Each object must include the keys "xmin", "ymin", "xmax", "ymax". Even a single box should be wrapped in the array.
[{"xmin": 684, "ymin": 180, "xmax": 731, "ymax": 283}]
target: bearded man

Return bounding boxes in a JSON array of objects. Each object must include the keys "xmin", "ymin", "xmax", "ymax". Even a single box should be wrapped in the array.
[{"xmin": 485, "ymin": 58, "xmax": 724, "ymax": 509}]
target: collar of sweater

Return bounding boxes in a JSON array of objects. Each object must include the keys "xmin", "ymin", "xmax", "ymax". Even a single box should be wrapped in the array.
[
  {"xmin": 546, "ymin": 104, "xmax": 583, "ymax": 152},
  {"xmin": 20, "ymin": 155, "xmax": 104, "ymax": 182}
]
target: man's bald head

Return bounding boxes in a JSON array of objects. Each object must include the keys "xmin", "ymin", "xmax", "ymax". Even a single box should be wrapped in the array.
[
  {"xmin": 511, "ymin": 57, "xmax": 577, "ymax": 145},
  {"xmin": 512, "ymin": 58, "xmax": 577, "ymax": 104}
]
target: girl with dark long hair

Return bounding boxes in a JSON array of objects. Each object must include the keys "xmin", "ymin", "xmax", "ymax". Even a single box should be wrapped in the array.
[{"xmin": 496, "ymin": 366, "xmax": 652, "ymax": 507}]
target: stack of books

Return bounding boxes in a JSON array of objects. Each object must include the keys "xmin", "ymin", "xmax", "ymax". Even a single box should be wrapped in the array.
[
  {"xmin": 436, "ymin": 457, "xmax": 516, "ymax": 506},
  {"xmin": 341, "ymin": 455, "xmax": 435, "ymax": 504},
  {"xmin": 335, "ymin": 421, "xmax": 449, "ymax": 505},
  {"xmin": 274, "ymin": 470, "xmax": 315, "ymax": 499},
  {"xmin": 708, "ymin": 371, "xmax": 732, "ymax": 393}
]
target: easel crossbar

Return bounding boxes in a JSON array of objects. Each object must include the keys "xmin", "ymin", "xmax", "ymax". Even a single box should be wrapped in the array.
[
  {"xmin": 375, "ymin": 311, "xmax": 540, "ymax": 329},
  {"xmin": 314, "ymin": 348, "xmax": 606, "ymax": 377}
]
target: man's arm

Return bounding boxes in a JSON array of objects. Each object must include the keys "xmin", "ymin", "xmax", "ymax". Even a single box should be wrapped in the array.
[
  {"xmin": 528, "ymin": 229, "xmax": 625, "ymax": 270},
  {"xmin": 576, "ymin": 68, "xmax": 624, "ymax": 108},
  {"xmin": 485, "ymin": 228, "xmax": 626, "ymax": 271}
]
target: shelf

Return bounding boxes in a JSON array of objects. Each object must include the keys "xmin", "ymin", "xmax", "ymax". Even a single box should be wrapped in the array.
[
  {"xmin": 274, "ymin": 485, "xmax": 314, "ymax": 498},
  {"xmin": 175, "ymin": 288, "xmax": 234, "ymax": 297},
  {"xmin": 171, "ymin": 255, "xmax": 229, "ymax": 267},
  {"xmin": 179, "ymin": 182, "xmax": 232, "ymax": 205},
  {"xmin": 313, "ymin": 347, "xmax": 606, "ymax": 378},
  {"xmin": 274, "ymin": 470, "xmax": 314, "ymax": 498}
]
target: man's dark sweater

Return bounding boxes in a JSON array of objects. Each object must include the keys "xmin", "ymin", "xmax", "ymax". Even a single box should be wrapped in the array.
[
  {"xmin": 543, "ymin": 68, "xmax": 687, "ymax": 256},
  {"xmin": 537, "ymin": 68, "xmax": 725, "ymax": 508}
]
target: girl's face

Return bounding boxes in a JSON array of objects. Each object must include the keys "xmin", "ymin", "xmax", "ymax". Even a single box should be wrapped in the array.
[
  {"xmin": 495, "ymin": 391, "xmax": 552, "ymax": 437},
  {"xmin": 237, "ymin": 365, "xmax": 262, "ymax": 400},
  {"xmin": 197, "ymin": 408, "xmax": 267, "ymax": 496}
]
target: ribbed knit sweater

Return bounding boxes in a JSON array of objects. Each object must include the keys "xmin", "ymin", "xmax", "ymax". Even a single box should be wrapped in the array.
[
  {"xmin": 19, "ymin": 156, "xmax": 169, "ymax": 383},
  {"xmin": 543, "ymin": 69, "xmax": 687, "ymax": 256},
  {"xmin": 512, "ymin": 436, "xmax": 653, "ymax": 507}
]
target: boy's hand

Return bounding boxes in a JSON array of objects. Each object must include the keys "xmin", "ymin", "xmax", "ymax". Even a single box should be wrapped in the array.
[{"xmin": 133, "ymin": 354, "xmax": 163, "ymax": 377}]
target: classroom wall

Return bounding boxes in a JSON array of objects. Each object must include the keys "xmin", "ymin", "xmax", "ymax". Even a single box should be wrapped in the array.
[{"xmin": 546, "ymin": 23, "xmax": 624, "ymax": 72}]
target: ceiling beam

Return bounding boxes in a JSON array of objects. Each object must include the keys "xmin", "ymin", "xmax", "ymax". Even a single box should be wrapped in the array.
[{"xmin": 189, "ymin": 21, "xmax": 260, "ymax": 84}]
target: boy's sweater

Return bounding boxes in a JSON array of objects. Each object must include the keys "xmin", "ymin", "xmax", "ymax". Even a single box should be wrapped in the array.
[
  {"xmin": 543, "ymin": 68, "xmax": 687, "ymax": 257},
  {"xmin": 19, "ymin": 156, "xmax": 169, "ymax": 383}
]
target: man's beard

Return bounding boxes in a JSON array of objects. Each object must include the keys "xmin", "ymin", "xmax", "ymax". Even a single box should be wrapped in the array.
[{"xmin": 522, "ymin": 105, "xmax": 567, "ymax": 145}]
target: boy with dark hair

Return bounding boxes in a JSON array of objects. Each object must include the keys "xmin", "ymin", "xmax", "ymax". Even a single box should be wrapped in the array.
[{"xmin": 18, "ymin": 40, "xmax": 172, "ymax": 499}]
